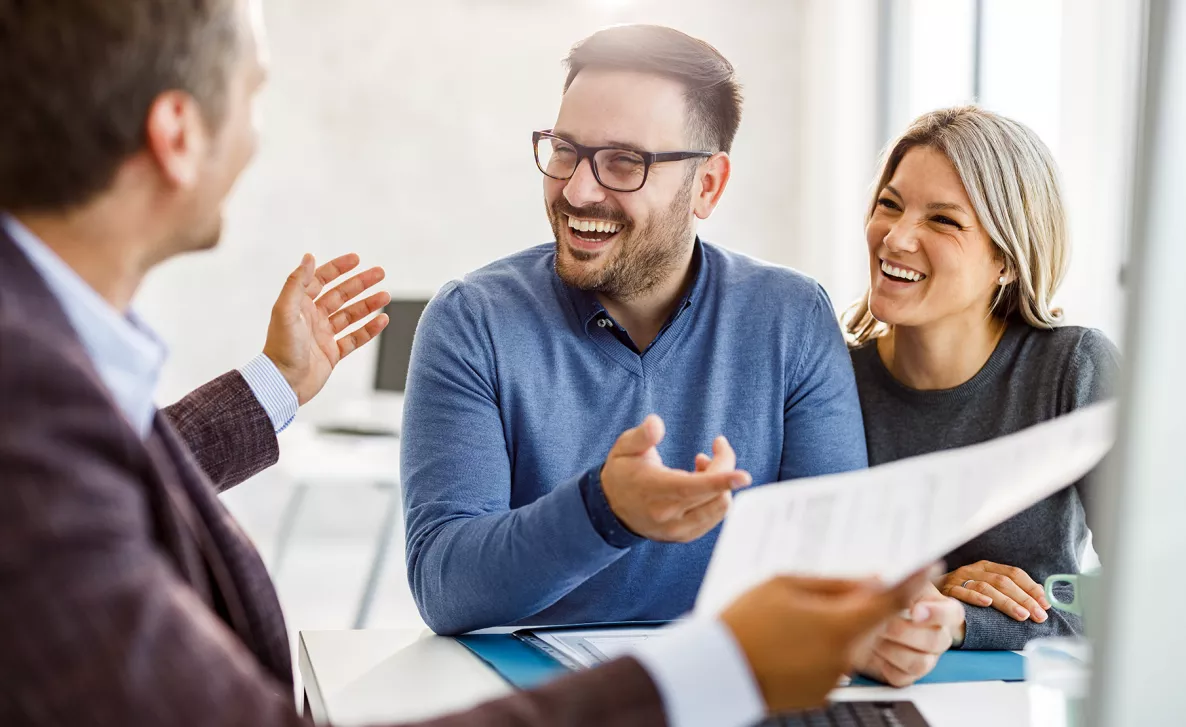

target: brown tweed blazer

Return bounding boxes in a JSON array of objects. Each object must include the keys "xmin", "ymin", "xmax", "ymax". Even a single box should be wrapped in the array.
[{"xmin": 0, "ymin": 228, "xmax": 666, "ymax": 727}]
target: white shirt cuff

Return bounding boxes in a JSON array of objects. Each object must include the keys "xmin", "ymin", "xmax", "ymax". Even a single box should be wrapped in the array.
[
  {"xmin": 238, "ymin": 354, "xmax": 299, "ymax": 433},
  {"xmin": 631, "ymin": 618, "xmax": 766, "ymax": 727}
]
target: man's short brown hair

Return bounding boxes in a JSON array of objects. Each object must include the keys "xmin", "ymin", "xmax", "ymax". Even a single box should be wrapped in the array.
[
  {"xmin": 563, "ymin": 25, "xmax": 743, "ymax": 154},
  {"xmin": 0, "ymin": 0, "xmax": 240, "ymax": 213}
]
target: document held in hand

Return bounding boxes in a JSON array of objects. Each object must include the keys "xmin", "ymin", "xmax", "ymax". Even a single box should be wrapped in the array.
[{"xmin": 695, "ymin": 402, "xmax": 1117, "ymax": 616}]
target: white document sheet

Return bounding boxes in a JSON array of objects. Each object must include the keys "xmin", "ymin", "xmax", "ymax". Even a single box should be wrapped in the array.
[
  {"xmin": 535, "ymin": 627, "xmax": 662, "ymax": 668},
  {"xmin": 695, "ymin": 402, "xmax": 1116, "ymax": 616}
]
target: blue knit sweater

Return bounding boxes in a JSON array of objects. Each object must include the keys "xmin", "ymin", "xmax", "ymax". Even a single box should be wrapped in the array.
[{"xmin": 401, "ymin": 240, "xmax": 867, "ymax": 634}]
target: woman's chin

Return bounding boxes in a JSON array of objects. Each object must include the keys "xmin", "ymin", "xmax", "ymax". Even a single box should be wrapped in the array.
[{"xmin": 868, "ymin": 298, "xmax": 909, "ymax": 328}]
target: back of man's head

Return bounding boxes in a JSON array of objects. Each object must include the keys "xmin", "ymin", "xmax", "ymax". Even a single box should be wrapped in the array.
[
  {"xmin": 0, "ymin": 0, "xmax": 240, "ymax": 214},
  {"xmin": 563, "ymin": 25, "xmax": 744, "ymax": 154}
]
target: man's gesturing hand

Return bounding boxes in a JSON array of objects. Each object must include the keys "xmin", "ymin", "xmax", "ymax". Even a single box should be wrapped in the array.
[
  {"xmin": 600, "ymin": 415, "xmax": 751, "ymax": 543},
  {"xmin": 264, "ymin": 253, "xmax": 390, "ymax": 405}
]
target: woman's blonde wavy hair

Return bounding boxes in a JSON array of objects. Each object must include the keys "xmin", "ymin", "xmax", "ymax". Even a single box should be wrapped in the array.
[{"xmin": 844, "ymin": 106, "xmax": 1069, "ymax": 346}]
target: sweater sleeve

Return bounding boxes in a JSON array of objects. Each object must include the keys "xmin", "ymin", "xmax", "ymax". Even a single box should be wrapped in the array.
[
  {"xmin": 1064, "ymin": 329, "xmax": 1123, "ymax": 545},
  {"xmin": 400, "ymin": 283, "xmax": 629, "ymax": 635},
  {"xmin": 778, "ymin": 284, "xmax": 869, "ymax": 481},
  {"xmin": 959, "ymin": 597, "xmax": 1084, "ymax": 650}
]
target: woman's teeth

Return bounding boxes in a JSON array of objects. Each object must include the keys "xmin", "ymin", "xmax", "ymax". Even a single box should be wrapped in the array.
[
  {"xmin": 568, "ymin": 216, "xmax": 623, "ymax": 235},
  {"xmin": 881, "ymin": 260, "xmax": 925, "ymax": 282}
]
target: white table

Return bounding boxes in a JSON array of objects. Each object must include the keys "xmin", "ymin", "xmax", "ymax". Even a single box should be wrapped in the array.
[
  {"xmin": 276, "ymin": 422, "xmax": 402, "ymax": 629},
  {"xmin": 298, "ymin": 629, "xmax": 1038, "ymax": 727}
]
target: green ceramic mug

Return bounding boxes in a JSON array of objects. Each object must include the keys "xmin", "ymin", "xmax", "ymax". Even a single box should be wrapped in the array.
[{"xmin": 1044, "ymin": 572, "xmax": 1100, "ymax": 633}]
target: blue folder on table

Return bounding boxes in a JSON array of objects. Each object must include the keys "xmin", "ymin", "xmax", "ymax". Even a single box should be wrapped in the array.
[
  {"xmin": 455, "ymin": 627, "xmax": 1026, "ymax": 691},
  {"xmin": 848, "ymin": 650, "xmax": 1026, "ymax": 686},
  {"xmin": 455, "ymin": 634, "xmax": 568, "ymax": 690}
]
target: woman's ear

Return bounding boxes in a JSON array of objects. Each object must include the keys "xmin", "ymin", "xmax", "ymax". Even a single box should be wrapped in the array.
[{"xmin": 998, "ymin": 265, "xmax": 1017, "ymax": 286}]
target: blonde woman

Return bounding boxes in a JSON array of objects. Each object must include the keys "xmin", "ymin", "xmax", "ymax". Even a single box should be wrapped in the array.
[{"xmin": 844, "ymin": 106, "xmax": 1120, "ymax": 686}]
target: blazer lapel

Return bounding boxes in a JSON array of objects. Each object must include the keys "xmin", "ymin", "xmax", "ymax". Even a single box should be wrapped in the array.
[
  {"xmin": 151, "ymin": 414, "xmax": 294, "ymax": 688},
  {"xmin": 2, "ymin": 227, "xmax": 292, "ymax": 688}
]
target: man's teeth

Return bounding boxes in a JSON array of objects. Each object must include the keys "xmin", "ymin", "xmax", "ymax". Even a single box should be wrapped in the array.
[
  {"xmin": 881, "ymin": 261, "xmax": 924, "ymax": 282},
  {"xmin": 568, "ymin": 216, "xmax": 623, "ymax": 235}
]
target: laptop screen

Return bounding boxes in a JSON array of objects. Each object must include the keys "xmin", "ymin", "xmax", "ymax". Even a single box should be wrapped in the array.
[{"xmin": 372, "ymin": 299, "xmax": 429, "ymax": 393}]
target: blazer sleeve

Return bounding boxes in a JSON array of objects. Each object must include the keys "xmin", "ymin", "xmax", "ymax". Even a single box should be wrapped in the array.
[
  {"xmin": 0, "ymin": 322, "xmax": 667, "ymax": 727},
  {"xmin": 162, "ymin": 371, "xmax": 280, "ymax": 491},
  {"xmin": 395, "ymin": 658, "xmax": 665, "ymax": 727}
]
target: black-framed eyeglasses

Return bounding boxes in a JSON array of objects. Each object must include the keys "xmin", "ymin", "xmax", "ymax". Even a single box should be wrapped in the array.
[{"xmin": 533, "ymin": 130, "xmax": 713, "ymax": 193}]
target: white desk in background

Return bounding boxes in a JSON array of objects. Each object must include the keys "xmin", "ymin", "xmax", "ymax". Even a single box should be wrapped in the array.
[
  {"xmin": 298, "ymin": 629, "xmax": 1035, "ymax": 727},
  {"xmin": 275, "ymin": 414, "xmax": 402, "ymax": 630}
]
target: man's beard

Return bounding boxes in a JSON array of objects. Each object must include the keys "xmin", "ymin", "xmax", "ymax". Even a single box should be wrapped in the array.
[{"xmin": 549, "ymin": 177, "xmax": 695, "ymax": 302}]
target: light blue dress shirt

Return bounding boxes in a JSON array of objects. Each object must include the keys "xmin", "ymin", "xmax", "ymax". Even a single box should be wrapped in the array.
[
  {"xmin": 2, "ymin": 214, "xmax": 297, "ymax": 438},
  {"xmin": 3, "ymin": 214, "xmax": 765, "ymax": 727}
]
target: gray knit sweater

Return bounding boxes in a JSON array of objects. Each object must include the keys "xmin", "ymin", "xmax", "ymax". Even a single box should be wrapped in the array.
[{"xmin": 849, "ymin": 323, "xmax": 1120, "ymax": 650}]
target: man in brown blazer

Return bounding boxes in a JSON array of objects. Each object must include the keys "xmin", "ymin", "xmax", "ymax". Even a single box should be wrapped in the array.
[{"xmin": 0, "ymin": 1, "xmax": 935, "ymax": 725}]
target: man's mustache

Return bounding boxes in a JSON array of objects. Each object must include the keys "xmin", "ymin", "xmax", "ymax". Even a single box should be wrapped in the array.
[{"xmin": 551, "ymin": 199, "xmax": 630, "ymax": 226}]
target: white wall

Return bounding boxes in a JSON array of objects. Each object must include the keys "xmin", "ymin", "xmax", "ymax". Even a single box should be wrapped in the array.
[
  {"xmin": 1054, "ymin": 0, "xmax": 1143, "ymax": 343},
  {"xmin": 138, "ymin": 0, "xmax": 812, "ymax": 412},
  {"xmin": 137, "ymin": 0, "xmax": 1139, "ymax": 412},
  {"xmin": 791, "ymin": 0, "xmax": 881, "ymax": 312},
  {"xmin": 882, "ymin": 0, "xmax": 1141, "ymax": 345}
]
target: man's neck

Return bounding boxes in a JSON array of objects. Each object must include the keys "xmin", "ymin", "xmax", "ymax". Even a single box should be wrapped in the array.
[
  {"xmin": 598, "ymin": 241, "xmax": 696, "ymax": 352},
  {"xmin": 877, "ymin": 311, "xmax": 1008, "ymax": 391},
  {"xmin": 16, "ymin": 209, "xmax": 150, "ymax": 313}
]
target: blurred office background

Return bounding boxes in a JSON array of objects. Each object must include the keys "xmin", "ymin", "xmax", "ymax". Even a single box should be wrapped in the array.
[{"xmin": 130, "ymin": 0, "xmax": 1145, "ymax": 665}]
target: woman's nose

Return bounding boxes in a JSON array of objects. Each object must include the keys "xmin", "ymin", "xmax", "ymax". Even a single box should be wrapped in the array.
[{"xmin": 883, "ymin": 220, "xmax": 920, "ymax": 253}]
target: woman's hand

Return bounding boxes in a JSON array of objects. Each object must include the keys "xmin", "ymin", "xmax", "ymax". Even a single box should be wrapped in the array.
[
  {"xmin": 936, "ymin": 561, "xmax": 1051, "ymax": 623},
  {"xmin": 856, "ymin": 583, "xmax": 965, "ymax": 687}
]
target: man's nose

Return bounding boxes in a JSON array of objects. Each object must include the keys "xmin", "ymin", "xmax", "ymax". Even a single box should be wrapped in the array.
[{"xmin": 563, "ymin": 158, "xmax": 608, "ymax": 209}]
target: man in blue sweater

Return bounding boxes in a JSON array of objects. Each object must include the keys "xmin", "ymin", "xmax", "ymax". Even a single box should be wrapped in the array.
[{"xmin": 401, "ymin": 24, "xmax": 868, "ymax": 635}]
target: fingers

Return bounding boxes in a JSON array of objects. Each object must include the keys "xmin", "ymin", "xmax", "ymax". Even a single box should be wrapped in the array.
[
  {"xmin": 694, "ymin": 436, "xmax": 737, "ymax": 475},
  {"xmin": 637, "ymin": 469, "xmax": 749, "ymax": 535},
  {"xmin": 706, "ymin": 436, "xmax": 736, "ymax": 472},
  {"xmin": 881, "ymin": 615, "xmax": 953, "ymax": 655},
  {"xmin": 667, "ymin": 468, "xmax": 752, "ymax": 500},
  {"xmin": 276, "ymin": 254, "xmax": 316, "ymax": 316},
  {"xmin": 866, "ymin": 652, "xmax": 919, "ymax": 689},
  {"xmin": 908, "ymin": 593, "xmax": 964, "ymax": 628},
  {"xmin": 887, "ymin": 567, "xmax": 941, "ymax": 611},
  {"xmin": 963, "ymin": 580, "xmax": 1037, "ymax": 622},
  {"xmin": 315, "ymin": 266, "xmax": 387, "ymax": 317},
  {"xmin": 336, "ymin": 313, "xmax": 389, "ymax": 359},
  {"xmin": 668, "ymin": 493, "xmax": 732, "ymax": 542},
  {"xmin": 835, "ymin": 567, "xmax": 937, "ymax": 635},
  {"xmin": 945, "ymin": 584, "xmax": 993, "ymax": 608},
  {"xmin": 870, "ymin": 641, "xmax": 938, "ymax": 687},
  {"xmin": 981, "ymin": 562, "xmax": 1051, "ymax": 610},
  {"xmin": 307, "ymin": 253, "xmax": 361, "ymax": 297},
  {"xmin": 612, "ymin": 415, "xmax": 667, "ymax": 458},
  {"xmin": 330, "ymin": 290, "xmax": 392, "ymax": 334},
  {"xmin": 979, "ymin": 574, "xmax": 1047, "ymax": 622}
]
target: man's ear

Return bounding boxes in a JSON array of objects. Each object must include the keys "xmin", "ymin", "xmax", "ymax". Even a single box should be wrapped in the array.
[
  {"xmin": 144, "ymin": 90, "xmax": 210, "ymax": 190},
  {"xmin": 692, "ymin": 152, "xmax": 731, "ymax": 221}
]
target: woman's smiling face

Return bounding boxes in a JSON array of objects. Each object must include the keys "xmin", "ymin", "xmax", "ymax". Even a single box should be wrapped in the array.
[{"xmin": 866, "ymin": 146, "xmax": 1008, "ymax": 330}]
